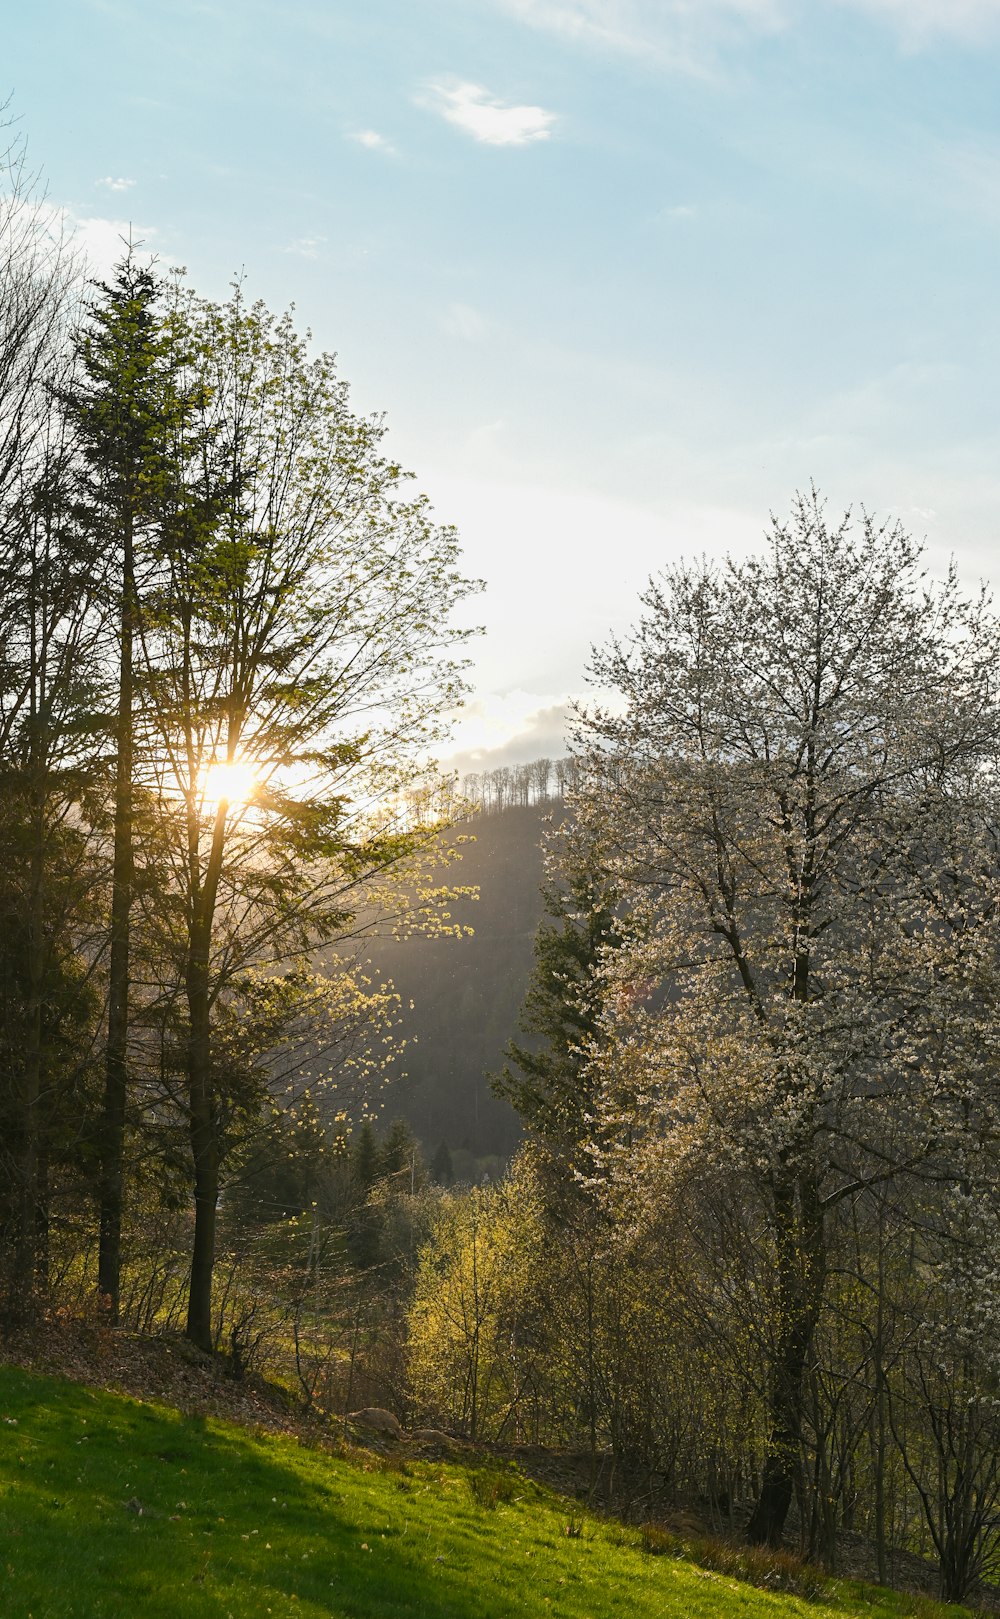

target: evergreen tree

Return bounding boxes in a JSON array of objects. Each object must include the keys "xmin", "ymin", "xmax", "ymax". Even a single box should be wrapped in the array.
[
  {"xmin": 430, "ymin": 1139, "xmax": 454, "ymax": 1186},
  {"xmin": 66, "ymin": 256, "xmax": 201, "ymax": 1317},
  {"xmin": 129, "ymin": 284, "xmax": 476, "ymax": 1350},
  {"xmin": 351, "ymin": 1119, "xmax": 379, "ymax": 1198},
  {"xmin": 377, "ymin": 1117, "xmax": 423, "ymax": 1192},
  {"xmin": 347, "ymin": 1120, "xmax": 381, "ymax": 1270},
  {"xmin": 0, "ymin": 415, "xmax": 108, "ymax": 1302},
  {"xmin": 496, "ymin": 851, "xmax": 619, "ymax": 1187}
]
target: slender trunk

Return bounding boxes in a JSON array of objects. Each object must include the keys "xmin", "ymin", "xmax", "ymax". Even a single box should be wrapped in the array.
[
  {"xmin": 14, "ymin": 590, "xmax": 47, "ymax": 1308},
  {"xmin": 98, "ymin": 514, "xmax": 134, "ymax": 1318},
  {"xmin": 185, "ymin": 907, "xmax": 218, "ymax": 1352},
  {"xmin": 746, "ymin": 1174, "xmax": 826, "ymax": 1547},
  {"xmin": 873, "ymin": 1214, "xmax": 888, "ymax": 1587},
  {"xmin": 468, "ymin": 1196, "xmax": 479, "ymax": 1441},
  {"xmin": 35, "ymin": 1142, "xmax": 50, "ymax": 1290},
  {"xmin": 184, "ymin": 797, "xmax": 228, "ymax": 1353},
  {"xmin": 15, "ymin": 830, "xmax": 45, "ymax": 1304},
  {"xmin": 586, "ymin": 1251, "xmax": 598, "ymax": 1495}
]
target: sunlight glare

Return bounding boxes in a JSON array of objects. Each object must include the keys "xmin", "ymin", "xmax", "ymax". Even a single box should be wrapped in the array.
[{"xmin": 202, "ymin": 757, "xmax": 258, "ymax": 809}]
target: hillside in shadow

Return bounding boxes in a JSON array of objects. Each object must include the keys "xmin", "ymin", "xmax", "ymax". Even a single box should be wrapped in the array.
[{"xmin": 362, "ymin": 802, "xmax": 562, "ymax": 1174}]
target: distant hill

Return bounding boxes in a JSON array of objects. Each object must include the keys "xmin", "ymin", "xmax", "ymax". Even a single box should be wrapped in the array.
[{"xmin": 361, "ymin": 801, "xmax": 563, "ymax": 1173}]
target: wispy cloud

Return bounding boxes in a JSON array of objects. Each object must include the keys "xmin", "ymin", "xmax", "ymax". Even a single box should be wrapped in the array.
[
  {"xmin": 423, "ymin": 81, "xmax": 557, "ymax": 146},
  {"xmin": 492, "ymin": 0, "xmax": 785, "ymax": 66},
  {"xmin": 834, "ymin": 0, "xmax": 1000, "ymax": 41},
  {"xmin": 492, "ymin": 0, "xmax": 1000, "ymax": 61},
  {"xmin": 283, "ymin": 235, "xmax": 326, "ymax": 259},
  {"xmin": 96, "ymin": 176, "xmax": 135, "ymax": 193},
  {"xmin": 441, "ymin": 302, "xmax": 490, "ymax": 341},
  {"xmin": 348, "ymin": 129, "xmax": 395, "ymax": 154}
]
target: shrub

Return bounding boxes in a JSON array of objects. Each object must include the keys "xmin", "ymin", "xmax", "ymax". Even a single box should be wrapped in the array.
[
  {"xmin": 639, "ymin": 1524, "xmax": 828, "ymax": 1602},
  {"xmin": 467, "ymin": 1462, "xmax": 519, "ymax": 1510}
]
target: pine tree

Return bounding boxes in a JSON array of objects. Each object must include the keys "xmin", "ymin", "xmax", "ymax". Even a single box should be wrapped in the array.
[
  {"xmin": 430, "ymin": 1139, "xmax": 454, "ymax": 1186},
  {"xmin": 66, "ymin": 255, "xmax": 199, "ymax": 1317},
  {"xmin": 351, "ymin": 1120, "xmax": 379, "ymax": 1198},
  {"xmin": 377, "ymin": 1118, "xmax": 422, "ymax": 1191},
  {"xmin": 496, "ymin": 854, "xmax": 619, "ymax": 1187},
  {"xmin": 347, "ymin": 1120, "xmax": 381, "ymax": 1270}
]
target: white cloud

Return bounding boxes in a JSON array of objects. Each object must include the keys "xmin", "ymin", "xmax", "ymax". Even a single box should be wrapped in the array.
[
  {"xmin": 96, "ymin": 176, "xmax": 135, "ymax": 193},
  {"xmin": 348, "ymin": 129, "xmax": 395, "ymax": 154},
  {"xmin": 9, "ymin": 199, "xmax": 157, "ymax": 281},
  {"xmin": 441, "ymin": 302, "xmax": 490, "ymax": 341},
  {"xmin": 834, "ymin": 0, "xmax": 1000, "ymax": 40},
  {"xmin": 422, "ymin": 460, "xmax": 761, "ymax": 700},
  {"xmin": 68, "ymin": 215, "xmax": 157, "ymax": 278},
  {"xmin": 424, "ymin": 81, "xmax": 556, "ymax": 146},
  {"xmin": 442, "ymin": 692, "xmax": 577, "ymax": 774}
]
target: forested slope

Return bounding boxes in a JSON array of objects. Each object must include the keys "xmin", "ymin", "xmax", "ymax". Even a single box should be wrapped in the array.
[{"xmin": 362, "ymin": 802, "xmax": 562, "ymax": 1171}]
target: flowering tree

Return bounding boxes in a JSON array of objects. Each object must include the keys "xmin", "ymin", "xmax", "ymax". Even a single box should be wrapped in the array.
[{"xmin": 570, "ymin": 492, "xmax": 1000, "ymax": 1544}]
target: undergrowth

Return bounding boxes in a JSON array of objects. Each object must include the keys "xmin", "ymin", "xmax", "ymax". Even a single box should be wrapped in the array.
[
  {"xmin": 466, "ymin": 1461, "xmax": 520, "ymax": 1509},
  {"xmin": 640, "ymin": 1525, "xmax": 830, "ymax": 1600},
  {"xmin": 638, "ymin": 1524, "xmax": 979, "ymax": 1618}
]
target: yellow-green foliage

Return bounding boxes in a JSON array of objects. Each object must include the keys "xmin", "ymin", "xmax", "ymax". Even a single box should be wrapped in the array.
[
  {"xmin": 408, "ymin": 1174, "xmax": 545, "ymax": 1439},
  {"xmin": 408, "ymin": 1163, "xmax": 765, "ymax": 1475}
]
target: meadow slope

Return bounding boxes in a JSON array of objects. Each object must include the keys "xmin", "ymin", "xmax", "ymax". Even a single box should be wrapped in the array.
[{"xmin": 0, "ymin": 1369, "xmax": 974, "ymax": 1619}]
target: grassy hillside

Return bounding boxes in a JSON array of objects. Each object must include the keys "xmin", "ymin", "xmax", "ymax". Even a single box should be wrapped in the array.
[{"xmin": 0, "ymin": 1367, "xmax": 974, "ymax": 1619}]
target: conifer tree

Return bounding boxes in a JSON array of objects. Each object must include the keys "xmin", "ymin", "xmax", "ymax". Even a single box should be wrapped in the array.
[
  {"xmin": 377, "ymin": 1118, "xmax": 422, "ymax": 1191},
  {"xmin": 430, "ymin": 1139, "xmax": 454, "ymax": 1186},
  {"xmin": 66, "ymin": 255, "xmax": 200, "ymax": 1317},
  {"xmin": 496, "ymin": 849, "xmax": 619, "ymax": 1191}
]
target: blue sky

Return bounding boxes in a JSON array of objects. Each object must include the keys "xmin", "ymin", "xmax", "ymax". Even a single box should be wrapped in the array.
[{"xmin": 7, "ymin": 0, "xmax": 1000, "ymax": 768}]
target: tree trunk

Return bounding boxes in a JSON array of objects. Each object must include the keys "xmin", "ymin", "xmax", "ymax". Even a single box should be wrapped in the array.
[
  {"xmin": 183, "ymin": 790, "xmax": 229, "ymax": 1353},
  {"xmin": 185, "ymin": 908, "xmax": 218, "ymax": 1353},
  {"xmin": 14, "ymin": 634, "xmax": 48, "ymax": 1309},
  {"xmin": 746, "ymin": 1174, "xmax": 826, "ymax": 1547},
  {"xmin": 15, "ymin": 885, "xmax": 44, "ymax": 1304},
  {"xmin": 98, "ymin": 514, "xmax": 134, "ymax": 1319}
]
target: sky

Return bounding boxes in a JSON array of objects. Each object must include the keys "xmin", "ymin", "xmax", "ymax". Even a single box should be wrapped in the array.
[{"xmin": 5, "ymin": 0, "xmax": 1000, "ymax": 771}]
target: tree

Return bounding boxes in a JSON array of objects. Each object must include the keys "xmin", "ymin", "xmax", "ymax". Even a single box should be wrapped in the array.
[
  {"xmin": 409, "ymin": 1173, "xmax": 545, "ymax": 1441},
  {"xmin": 0, "ymin": 417, "xmax": 106, "ymax": 1300},
  {"xmin": 134, "ymin": 283, "xmax": 479, "ymax": 1350},
  {"xmin": 431, "ymin": 1139, "xmax": 455, "ymax": 1186},
  {"xmin": 0, "ymin": 151, "xmax": 98, "ymax": 1303},
  {"xmin": 497, "ymin": 832, "xmax": 619, "ymax": 1193},
  {"xmin": 571, "ymin": 492, "xmax": 1000, "ymax": 1544},
  {"xmin": 377, "ymin": 1118, "xmax": 423, "ymax": 1193},
  {"xmin": 0, "ymin": 119, "xmax": 75, "ymax": 506},
  {"xmin": 66, "ymin": 255, "xmax": 203, "ymax": 1317}
]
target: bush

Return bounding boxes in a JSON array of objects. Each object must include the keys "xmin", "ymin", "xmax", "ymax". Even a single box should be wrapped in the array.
[
  {"xmin": 638, "ymin": 1524, "xmax": 829, "ymax": 1602},
  {"xmin": 467, "ymin": 1462, "xmax": 520, "ymax": 1510}
]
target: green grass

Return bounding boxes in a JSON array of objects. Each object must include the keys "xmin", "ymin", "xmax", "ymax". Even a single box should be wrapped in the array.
[{"xmin": 0, "ymin": 1367, "xmax": 975, "ymax": 1619}]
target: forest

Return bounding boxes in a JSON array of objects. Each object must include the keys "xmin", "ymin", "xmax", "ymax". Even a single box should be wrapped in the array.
[{"xmin": 6, "ymin": 139, "xmax": 1000, "ymax": 1614}]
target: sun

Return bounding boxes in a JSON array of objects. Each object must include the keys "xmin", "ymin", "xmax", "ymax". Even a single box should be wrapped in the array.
[{"xmin": 202, "ymin": 757, "xmax": 259, "ymax": 810}]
